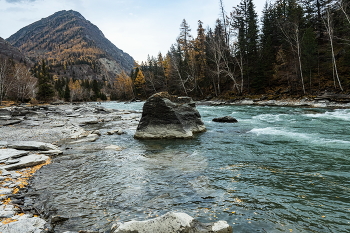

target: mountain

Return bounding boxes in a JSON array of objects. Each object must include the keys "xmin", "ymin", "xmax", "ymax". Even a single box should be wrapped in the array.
[
  {"xmin": 6, "ymin": 10, "xmax": 134, "ymax": 81},
  {"xmin": 0, "ymin": 37, "xmax": 30, "ymax": 64}
]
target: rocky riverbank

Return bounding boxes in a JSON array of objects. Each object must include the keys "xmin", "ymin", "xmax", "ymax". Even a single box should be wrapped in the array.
[
  {"xmin": 199, "ymin": 97, "xmax": 350, "ymax": 108},
  {"xmin": 0, "ymin": 103, "xmax": 142, "ymax": 232}
]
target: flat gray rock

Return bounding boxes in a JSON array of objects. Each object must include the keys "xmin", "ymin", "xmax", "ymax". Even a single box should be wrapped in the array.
[
  {"xmin": 3, "ymin": 154, "xmax": 49, "ymax": 170},
  {"xmin": 0, "ymin": 188, "xmax": 13, "ymax": 195},
  {"xmin": 0, "ymin": 217, "xmax": 46, "ymax": 233},
  {"xmin": 0, "ymin": 149, "xmax": 29, "ymax": 162},
  {"xmin": 0, "ymin": 141, "xmax": 8, "ymax": 147},
  {"xmin": 111, "ymin": 212, "xmax": 232, "ymax": 233},
  {"xmin": 79, "ymin": 118, "xmax": 99, "ymax": 125},
  {"xmin": 0, "ymin": 119, "xmax": 22, "ymax": 126},
  {"xmin": 69, "ymin": 134, "xmax": 99, "ymax": 144},
  {"xmin": 0, "ymin": 210, "xmax": 16, "ymax": 218},
  {"xmin": 8, "ymin": 141, "xmax": 58, "ymax": 151},
  {"xmin": 38, "ymin": 150, "xmax": 63, "ymax": 155}
]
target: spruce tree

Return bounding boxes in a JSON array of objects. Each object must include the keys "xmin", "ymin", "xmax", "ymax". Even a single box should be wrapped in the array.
[
  {"xmin": 35, "ymin": 60, "xmax": 55, "ymax": 102},
  {"xmin": 64, "ymin": 84, "xmax": 71, "ymax": 102}
]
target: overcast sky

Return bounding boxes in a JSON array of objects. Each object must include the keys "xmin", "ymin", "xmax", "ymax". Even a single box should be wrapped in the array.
[{"xmin": 0, "ymin": 0, "xmax": 266, "ymax": 62}]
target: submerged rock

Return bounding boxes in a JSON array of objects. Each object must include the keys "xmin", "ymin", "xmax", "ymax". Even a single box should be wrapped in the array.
[
  {"xmin": 134, "ymin": 92, "xmax": 206, "ymax": 139},
  {"xmin": 212, "ymin": 116, "xmax": 238, "ymax": 123},
  {"xmin": 111, "ymin": 212, "xmax": 232, "ymax": 233}
]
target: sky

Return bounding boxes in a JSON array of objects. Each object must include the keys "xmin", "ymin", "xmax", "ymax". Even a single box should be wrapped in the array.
[{"xmin": 0, "ymin": 0, "xmax": 266, "ymax": 63}]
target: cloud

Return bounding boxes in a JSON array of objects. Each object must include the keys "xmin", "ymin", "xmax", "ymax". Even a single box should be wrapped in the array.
[{"xmin": 5, "ymin": 0, "xmax": 36, "ymax": 3}]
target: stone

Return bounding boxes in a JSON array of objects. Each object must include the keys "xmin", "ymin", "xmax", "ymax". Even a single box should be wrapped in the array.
[
  {"xmin": 0, "ymin": 141, "xmax": 8, "ymax": 147},
  {"xmin": 0, "ymin": 108, "xmax": 11, "ymax": 120},
  {"xmin": 3, "ymin": 154, "xmax": 49, "ymax": 170},
  {"xmin": 0, "ymin": 168, "xmax": 11, "ymax": 176},
  {"xmin": 0, "ymin": 217, "xmax": 47, "ymax": 233},
  {"xmin": 105, "ymin": 145, "xmax": 124, "ymax": 151},
  {"xmin": 212, "ymin": 116, "xmax": 238, "ymax": 123},
  {"xmin": 111, "ymin": 212, "xmax": 232, "ymax": 233},
  {"xmin": 51, "ymin": 215, "xmax": 69, "ymax": 224},
  {"xmin": 38, "ymin": 150, "xmax": 63, "ymax": 155},
  {"xmin": 69, "ymin": 134, "xmax": 99, "ymax": 144},
  {"xmin": 134, "ymin": 92, "xmax": 206, "ymax": 139},
  {"xmin": 5, "ymin": 159, "xmax": 21, "ymax": 164},
  {"xmin": 0, "ymin": 210, "xmax": 16, "ymax": 218},
  {"xmin": 0, "ymin": 119, "xmax": 22, "ymax": 126},
  {"xmin": 107, "ymin": 129, "xmax": 125, "ymax": 135},
  {"xmin": 0, "ymin": 188, "xmax": 13, "ymax": 195},
  {"xmin": 92, "ymin": 130, "xmax": 101, "ymax": 136},
  {"xmin": 8, "ymin": 141, "xmax": 59, "ymax": 151},
  {"xmin": 79, "ymin": 118, "xmax": 99, "ymax": 125},
  {"xmin": 0, "ymin": 149, "xmax": 29, "ymax": 162}
]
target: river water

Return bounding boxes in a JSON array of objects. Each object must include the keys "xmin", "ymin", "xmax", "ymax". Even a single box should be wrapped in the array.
[{"xmin": 28, "ymin": 102, "xmax": 350, "ymax": 232}]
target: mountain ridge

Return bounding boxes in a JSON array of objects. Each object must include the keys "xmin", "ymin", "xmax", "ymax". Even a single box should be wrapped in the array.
[
  {"xmin": 0, "ymin": 36, "xmax": 30, "ymax": 64},
  {"xmin": 6, "ymin": 10, "xmax": 134, "ymax": 81}
]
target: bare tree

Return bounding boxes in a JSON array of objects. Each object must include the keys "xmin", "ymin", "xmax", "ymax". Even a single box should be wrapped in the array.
[
  {"xmin": 10, "ymin": 64, "xmax": 37, "ymax": 102},
  {"xmin": 0, "ymin": 58, "xmax": 8, "ymax": 105},
  {"xmin": 338, "ymin": 0, "xmax": 350, "ymax": 24},
  {"xmin": 278, "ymin": 21, "xmax": 306, "ymax": 94},
  {"xmin": 323, "ymin": 8, "xmax": 343, "ymax": 91}
]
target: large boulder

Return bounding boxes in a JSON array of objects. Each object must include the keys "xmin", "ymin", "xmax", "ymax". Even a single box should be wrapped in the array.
[
  {"xmin": 134, "ymin": 92, "xmax": 206, "ymax": 139},
  {"xmin": 111, "ymin": 212, "xmax": 232, "ymax": 233}
]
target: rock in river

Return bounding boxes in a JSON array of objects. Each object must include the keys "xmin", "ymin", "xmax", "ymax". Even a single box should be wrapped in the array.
[
  {"xmin": 212, "ymin": 116, "xmax": 238, "ymax": 123},
  {"xmin": 134, "ymin": 92, "xmax": 206, "ymax": 139},
  {"xmin": 111, "ymin": 212, "xmax": 232, "ymax": 233}
]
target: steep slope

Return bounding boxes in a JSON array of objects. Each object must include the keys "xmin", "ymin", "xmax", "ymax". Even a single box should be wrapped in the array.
[
  {"xmin": 6, "ymin": 10, "xmax": 134, "ymax": 81},
  {"xmin": 0, "ymin": 37, "xmax": 30, "ymax": 64}
]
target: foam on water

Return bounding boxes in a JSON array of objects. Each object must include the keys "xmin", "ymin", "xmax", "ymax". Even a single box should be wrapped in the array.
[
  {"xmin": 305, "ymin": 109, "xmax": 350, "ymax": 121},
  {"xmin": 248, "ymin": 127, "xmax": 311, "ymax": 140},
  {"xmin": 248, "ymin": 127, "xmax": 350, "ymax": 145}
]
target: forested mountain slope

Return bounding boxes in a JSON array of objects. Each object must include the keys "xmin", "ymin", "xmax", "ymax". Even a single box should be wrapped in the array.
[{"xmin": 7, "ymin": 10, "xmax": 134, "ymax": 82}]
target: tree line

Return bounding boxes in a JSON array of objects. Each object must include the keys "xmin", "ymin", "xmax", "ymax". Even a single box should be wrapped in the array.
[
  {"xmin": 131, "ymin": 0, "xmax": 350, "ymax": 99},
  {"xmin": 0, "ymin": 57, "xmax": 133, "ymax": 104}
]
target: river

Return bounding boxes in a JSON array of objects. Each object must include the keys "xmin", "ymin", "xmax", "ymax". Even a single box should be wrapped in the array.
[{"xmin": 28, "ymin": 102, "xmax": 350, "ymax": 232}]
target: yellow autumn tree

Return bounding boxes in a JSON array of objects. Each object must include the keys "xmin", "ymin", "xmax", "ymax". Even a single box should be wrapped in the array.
[
  {"xmin": 68, "ymin": 79, "xmax": 83, "ymax": 101},
  {"xmin": 134, "ymin": 69, "xmax": 145, "ymax": 97},
  {"xmin": 114, "ymin": 71, "xmax": 134, "ymax": 99}
]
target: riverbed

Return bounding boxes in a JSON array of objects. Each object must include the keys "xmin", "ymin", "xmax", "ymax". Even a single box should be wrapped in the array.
[{"xmin": 27, "ymin": 102, "xmax": 350, "ymax": 232}]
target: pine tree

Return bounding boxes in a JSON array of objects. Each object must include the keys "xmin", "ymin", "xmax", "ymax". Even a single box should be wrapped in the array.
[
  {"xmin": 64, "ymin": 84, "xmax": 71, "ymax": 102},
  {"xmin": 233, "ymin": 0, "xmax": 259, "ymax": 92},
  {"xmin": 35, "ymin": 60, "xmax": 55, "ymax": 102}
]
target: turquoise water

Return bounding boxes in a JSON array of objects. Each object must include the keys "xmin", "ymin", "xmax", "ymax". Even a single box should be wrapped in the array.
[{"xmin": 30, "ymin": 103, "xmax": 350, "ymax": 232}]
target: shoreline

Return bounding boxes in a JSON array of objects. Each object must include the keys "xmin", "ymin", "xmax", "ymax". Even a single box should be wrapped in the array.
[
  {"xmin": 197, "ymin": 98, "xmax": 350, "ymax": 109},
  {"xmin": 0, "ymin": 102, "xmax": 142, "ymax": 232}
]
